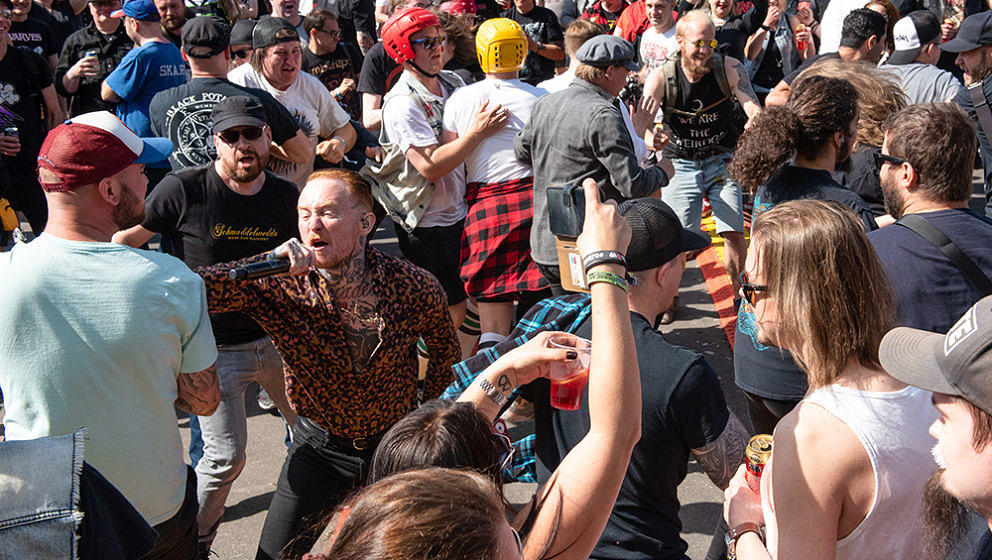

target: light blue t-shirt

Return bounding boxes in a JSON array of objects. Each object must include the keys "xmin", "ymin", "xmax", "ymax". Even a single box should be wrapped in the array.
[
  {"xmin": 105, "ymin": 40, "xmax": 186, "ymax": 138},
  {"xmin": 0, "ymin": 234, "xmax": 217, "ymax": 525}
]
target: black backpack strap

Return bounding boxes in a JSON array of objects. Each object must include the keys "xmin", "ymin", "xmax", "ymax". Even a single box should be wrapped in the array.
[
  {"xmin": 968, "ymin": 80, "xmax": 992, "ymax": 142},
  {"xmin": 897, "ymin": 213, "xmax": 992, "ymax": 296}
]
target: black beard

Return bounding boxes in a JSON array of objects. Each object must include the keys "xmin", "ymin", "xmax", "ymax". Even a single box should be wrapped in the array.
[
  {"xmin": 223, "ymin": 149, "xmax": 268, "ymax": 183},
  {"xmin": 921, "ymin": 469, "xmax": 972, "ymax": 560},
  {"xmin": 881, "ymin": 173, "xmax": 905, "ymax": 220}
]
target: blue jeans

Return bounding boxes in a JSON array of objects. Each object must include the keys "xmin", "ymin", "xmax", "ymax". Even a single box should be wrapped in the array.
[
  {"xmin": 663, "ymin": 153, "xmax": 744, "ymax": 233},
  {"xmin": 194, "ymin": 337, "xmax": 296, "ymax": 544}
]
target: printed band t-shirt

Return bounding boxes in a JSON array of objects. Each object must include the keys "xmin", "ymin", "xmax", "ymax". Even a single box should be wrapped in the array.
[
  {"xmin": 382, "ymin": 81, "xmax": 467, "ymax": 228},
  {"xmin": 9, "ymin": 16, "xmax": 58, "ymax": 59},
  {"xmin": 149, "ymin": 77, "xmax": 302, "ymax": 170},
  {"xmin": 0, "ymin": 46, "xmax": 53, "ymax": 172},
  {"xmin": 639, "ymin": 25, "xmax": 677, "ymax": 72},
  {"xmin": 104, "ymin": 40, "xmax": 187, "ymax": 137},
  {"xmin": 302, "ymin": 42, "xmax": 364, "ymax": 121},
  {"xmin": 229, "ymin": 64, "xmax": 351, "ymax": 187},
  {"xmin": 143, "ymin": 164, "xmax": 300, "ymax": 344},
  {"xmin": 0, "ymin": 234, "xmax": 218, "ymax": 526}
]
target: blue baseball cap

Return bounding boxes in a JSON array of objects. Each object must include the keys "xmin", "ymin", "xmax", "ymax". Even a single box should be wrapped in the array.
[{"xmin": 111, "ymin": 0, "xmax": 161, "ymax": 21}]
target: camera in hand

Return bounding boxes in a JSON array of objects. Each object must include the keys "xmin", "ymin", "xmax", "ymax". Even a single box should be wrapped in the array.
[{"xmin": 618, "ymin": 74, "xmax": 643, "ymax": 108}]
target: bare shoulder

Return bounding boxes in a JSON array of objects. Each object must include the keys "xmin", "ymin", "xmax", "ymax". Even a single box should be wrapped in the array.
[{"xmin": 774, "ymin": 402, "xmax": 871, "ymax": 491}]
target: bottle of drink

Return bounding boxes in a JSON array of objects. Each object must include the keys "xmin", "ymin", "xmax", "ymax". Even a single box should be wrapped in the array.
[{"xmin": 795, "ymin": 24, "xmax": 806, "ymax": 52}]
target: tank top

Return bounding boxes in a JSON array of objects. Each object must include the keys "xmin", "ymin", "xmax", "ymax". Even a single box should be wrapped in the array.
[
  {"xmin": 760, "ymin": 384, "xmax": 937, "ymax": 559},
  {"xmin": 665, "ymin": 61, "xmax": 739, "ymax": 160}
]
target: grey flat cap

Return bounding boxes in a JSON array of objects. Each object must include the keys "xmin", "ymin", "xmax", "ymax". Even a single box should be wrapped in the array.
[{"xmin": 575, "ymin": 35, "xmax": 639, "ymax": 71}]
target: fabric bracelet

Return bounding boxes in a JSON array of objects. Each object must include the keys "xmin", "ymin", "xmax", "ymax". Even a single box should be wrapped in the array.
[
  {"xmin": 583, "ymin": 250, "xmax": 627, "ymax": 273},
  {"xmin": 586, "ymin": 270, "xmax": 628, "ymax": 293}
]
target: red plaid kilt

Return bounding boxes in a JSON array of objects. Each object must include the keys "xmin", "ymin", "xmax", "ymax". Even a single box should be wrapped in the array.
[{"xmin": 460, "ymin": 177, "xmax": 549, "ymax": 298}]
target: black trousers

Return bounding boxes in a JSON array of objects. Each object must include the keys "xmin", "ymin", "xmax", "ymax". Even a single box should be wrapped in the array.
[
  {"xmin": 140, "ymin": 466, "xmax": 198, "ymax": 560},
  {"xmin": 255, "ymin": 418, "xmax": 378, "ymax": 560}
]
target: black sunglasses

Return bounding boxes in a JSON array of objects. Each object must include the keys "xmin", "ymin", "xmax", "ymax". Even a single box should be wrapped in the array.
[
  {"xmin": 873, "ymin": 150, "xmax": 908, "ymax": 171},
  {"xmin": 739, "ymin": 272, "xmax": 768, "ymax": 306},
  {"xmin": 232, "ymin": 48, "xmax": 250, "ymax": 59},
  {"xmin": 218, "ymin": 126, "xmax": 264, "ymax": 144}
]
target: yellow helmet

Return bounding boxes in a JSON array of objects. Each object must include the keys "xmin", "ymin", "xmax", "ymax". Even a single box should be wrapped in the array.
[{"xmin": 476, "ymin": 18, "xmax": 528, "ymax": 74}]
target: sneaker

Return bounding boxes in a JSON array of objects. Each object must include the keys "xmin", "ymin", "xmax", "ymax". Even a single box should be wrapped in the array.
[{"xmin": 257, "ymin": 388, "xmax": 276, "ymax": 411}]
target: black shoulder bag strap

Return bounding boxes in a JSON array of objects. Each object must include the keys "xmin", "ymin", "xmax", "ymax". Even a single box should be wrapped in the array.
[
  {"xmin": 968, "ymin": 80, "xmax": 992, "ymax": 142},
  {"xmin": 897, "ymin": 213, "xmax": 992, "ymax": 296}
]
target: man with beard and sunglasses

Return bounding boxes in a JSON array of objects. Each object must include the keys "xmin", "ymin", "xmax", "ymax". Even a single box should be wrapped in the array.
[
  {"xmin": 868, "ymin": 103, "xmax": 992, "ymax": 334},
  {"xmin": 0, "ymin": 111, "xmax": 220, "ymax": 560},
  {"xmin": 878, "ymin": 295, "xmax": 992, "ymax": 560},
  {"xmin": 114, "ymin": 95, "xmax": 300, "ymax": 558}
]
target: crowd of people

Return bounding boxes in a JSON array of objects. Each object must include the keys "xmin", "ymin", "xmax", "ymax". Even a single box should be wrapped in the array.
[{"xmin": 3, "ymin": 0, "xmax": 992, "ymax": 558}]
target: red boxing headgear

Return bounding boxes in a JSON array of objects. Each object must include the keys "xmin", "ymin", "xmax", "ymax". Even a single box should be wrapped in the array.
[
  {"xmin": 440, "ymin": 0, "xmax": 476, "ymax": 15},
  {"xmin": 381, "ymin": 7, "xmax": 440, "ymax": 64}
]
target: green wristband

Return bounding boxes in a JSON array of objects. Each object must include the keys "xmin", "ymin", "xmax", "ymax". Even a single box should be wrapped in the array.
[{"xmin": 586, "ymin": 270, "xmax": 628, "ymax": 293}]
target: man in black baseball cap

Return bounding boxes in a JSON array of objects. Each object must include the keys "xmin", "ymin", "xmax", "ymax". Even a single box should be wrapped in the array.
[
  {"xmin": 879, "ymin": 295, "xmax": 992, "ymax": 559},
  {"xmin": 181, "ymin": 14, "xmax": 229, "ymax": 59},
  {"xmin": 251, "ymin": 15, "xmax": 299, "ymax": 49},
  {"xmin": 114, "ymin": 94, "xmax": 301, "ymax": 557},
  {"xmin": 946, "ymin": 11, "xmax": 992, "ymax": 219}
]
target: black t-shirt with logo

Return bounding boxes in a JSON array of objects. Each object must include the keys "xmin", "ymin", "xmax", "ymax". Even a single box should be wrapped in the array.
[
  {"xmin": 502, "ymin": 5, "xmax": 563, "ymax": 85},
  {"xmin": 9, "ymin": 16, "xmax": 58, "ymax": 59},
  {"xmin": 149, "ymin": 77, "xmax": 302, "ymax": 170},
  {"xmin": 143, "ymin": 164, "xmax": 300, "ymax": 344},
  {"xmin": 302, "ymin": 42, "xmax": 364, "ymax": 121},
  {"xmin": 0, "ymin": 46, "xmax": 53, "ymax": 172},
  {"xmin": 29, "ymin": 0, "xmax": 81, "ymax": 51},
  {"xmin": 664, "ymin": 60, "xmax": 739, "ymax": 159},
  {"xmin": 357, "ymin": 41, "xmax": 401, "ymax": 98}
]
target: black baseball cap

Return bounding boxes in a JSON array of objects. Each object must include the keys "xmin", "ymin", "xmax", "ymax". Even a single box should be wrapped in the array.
[
  {"xmin": 252, "ymin": 16, "xmax": 299, "ymax": 49},
  {"xmin": 211, "ymin": 95, "xmax": 267, "ymax": 133},
  {"xmin": 182, "ymin": 16, "xmax": 230, "ymax": 59},
  {"xmin": 941, "ymin": 11, "xmax": 992, "ymax": 53},
  {"xmin": 887, "ymin": 11, "xmax": 941, "ymax": 65},
  {"xmin": 231, "ymin": 19, "xmax": 256, "ymax": 46},
  {"xmin": 880, "ymin": 295, "xmax": 992, "ymax": 416},
  {"xmin": 618, "ymin": 198, "xmax": 710, "ymax": 271}
]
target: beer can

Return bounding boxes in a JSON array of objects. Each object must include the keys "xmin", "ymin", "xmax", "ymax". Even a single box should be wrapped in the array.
[
  {"xmin": 3, "ymin": 126, "xmax": 18, "ymax": 139},
  {"xmin": 83, "ymin": 49, "xmax": 99, "ymax": 59},
  {"xmin": 744, "ymin": 434, "xmax": 773, "ymax": 493}
]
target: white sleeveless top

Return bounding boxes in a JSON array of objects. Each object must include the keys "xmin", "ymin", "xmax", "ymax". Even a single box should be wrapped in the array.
[{"xmin": 761, "ymin": 384, "xmax": 938, "ymax": 559}]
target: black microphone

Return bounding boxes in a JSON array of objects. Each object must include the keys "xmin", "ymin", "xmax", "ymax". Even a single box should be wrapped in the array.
[{"xmin": 228, "ymin": 256, "xmax": 291, "ymax": 280}]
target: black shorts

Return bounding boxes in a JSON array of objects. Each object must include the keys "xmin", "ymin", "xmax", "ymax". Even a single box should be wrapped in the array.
[{"xmin": 395, "ymin": 220, "xmax": 467, "ymax": 306}]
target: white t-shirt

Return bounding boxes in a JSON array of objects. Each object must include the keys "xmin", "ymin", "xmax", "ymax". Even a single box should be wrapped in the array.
[
  {"xmin": 442, "ymin": 77, "xmax": 544, "ymax": 184},
  {"xmin": 229, "ymin": 64, "xmax": 351, "ymax": 187},
  {"xmin": 382, "ymin": 80, "xmax": 467, "ymax": 227},
  {"xmin": 537, "ymin": 71, "xmax": 649, "ymax": 165},
  {"xmin": 639, "ymin": 25, "xmax": 678, "ymax": 72},
  {"xmin": 0, "ymin": 234, "xmax": 218, "ymax": 525}
]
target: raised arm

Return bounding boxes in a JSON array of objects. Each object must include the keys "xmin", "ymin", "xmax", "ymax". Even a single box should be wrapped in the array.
[{"xmin": 523, "ymin": 178, "xmax": 640, "ymax": 560}]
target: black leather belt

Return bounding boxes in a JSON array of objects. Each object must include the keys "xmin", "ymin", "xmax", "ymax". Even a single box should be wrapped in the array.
[{"xmin": 297, "ymin": 417, "xmax": 385, "ymax": 452}]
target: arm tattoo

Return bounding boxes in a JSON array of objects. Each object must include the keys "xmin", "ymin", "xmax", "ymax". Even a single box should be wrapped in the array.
[
  {"xmin": 497, "ymin": 374, "xmax": 513, "ymax": 393},
  {"xmin": 730, "ymin": 59, "xmax": 760, "ymax": 108},
  {"xmin": 175, "ymin": 364, "xmax": 220, "ymax": 416},
  {"xmin": 690, "ymin": 414, "xmax": 749, "ymax": 490}
]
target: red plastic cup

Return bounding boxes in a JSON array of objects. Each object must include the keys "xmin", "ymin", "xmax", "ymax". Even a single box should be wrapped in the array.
[{"xmin": 547, "ymin": 336, "xmax": 592, "ymax": 410}]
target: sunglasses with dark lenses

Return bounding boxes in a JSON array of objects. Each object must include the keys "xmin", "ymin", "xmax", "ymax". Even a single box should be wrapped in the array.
[
  {"xmin": 873, "ymin": 150, "xmax": 908, "ymax": 171},
  {"xmin": 232, "ymin": 48, "xmax": 250, "ymax": 59},
  {"xmin": 0, "ymin": 9, "xmax": 11, "ymax": 19},
  {"xmin": 739, "ymin": 272, "xmax": 768, "ymax": 306},
  {"xmin": 410, "ymin": 36, "xmax": 446, "ymax": 50},
  {"xmin": 218, "ymin": 126, "xmax": 264, "ymax": 144}
]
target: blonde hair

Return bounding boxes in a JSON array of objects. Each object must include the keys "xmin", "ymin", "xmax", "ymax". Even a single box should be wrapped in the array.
[
  {"xmin": 751, "ymin": 199, "xmax": 894, "ymax": 388},
  {"xmin": 795, "ymin": 58, "xmax": 906, "ymax": 148}
]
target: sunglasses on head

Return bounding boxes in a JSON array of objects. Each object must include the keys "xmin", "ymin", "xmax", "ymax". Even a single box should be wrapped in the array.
[
  {"xmin": 739, "ymin": 272, "xmax": 768, "ymax": 306},
  {"xmin": 410, "ymin": 35, "xmax": 446, "ymax": 50},
  {"xmin": 873, "ymin": 150, "xmax": 907, "ymax": 171},
  {"xmin": 218, "ymin": 126, "xmax": 264, "ymax": 144},
  {"xmin": 232, "ymin": 48, "xmax": 250, "ymax": 59}
]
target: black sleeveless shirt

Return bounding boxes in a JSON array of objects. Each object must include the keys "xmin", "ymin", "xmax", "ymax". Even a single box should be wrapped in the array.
[{"xmin": 665, "ymin": 61, "xmax": 739, "ymax": 160}]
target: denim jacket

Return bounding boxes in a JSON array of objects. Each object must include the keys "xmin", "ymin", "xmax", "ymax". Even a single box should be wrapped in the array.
[{"xmin": 0, "ymin": 429, "xmax": 85, "ymax": 559}]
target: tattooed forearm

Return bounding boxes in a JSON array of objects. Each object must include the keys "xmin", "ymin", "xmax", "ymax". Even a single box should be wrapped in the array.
[
  {"xmin": 691, "ymin": 414, "xmax": 749, "ymax": 490},
  {"xmin": 730, "ymin": 59, "xmax": 761, "ymax": 110},
  {"xmin": 497, "ymin": 374, "xmax": 513, "ymax": 392},
  {"xmin": 176, "ymin": 364, "xmax": 220, "ymax": 416}
]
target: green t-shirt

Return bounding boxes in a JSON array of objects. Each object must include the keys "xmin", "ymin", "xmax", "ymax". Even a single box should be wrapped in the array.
[{"xmin": 0, "ymin": 234, "xmax": 217, "ymax": 525}]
